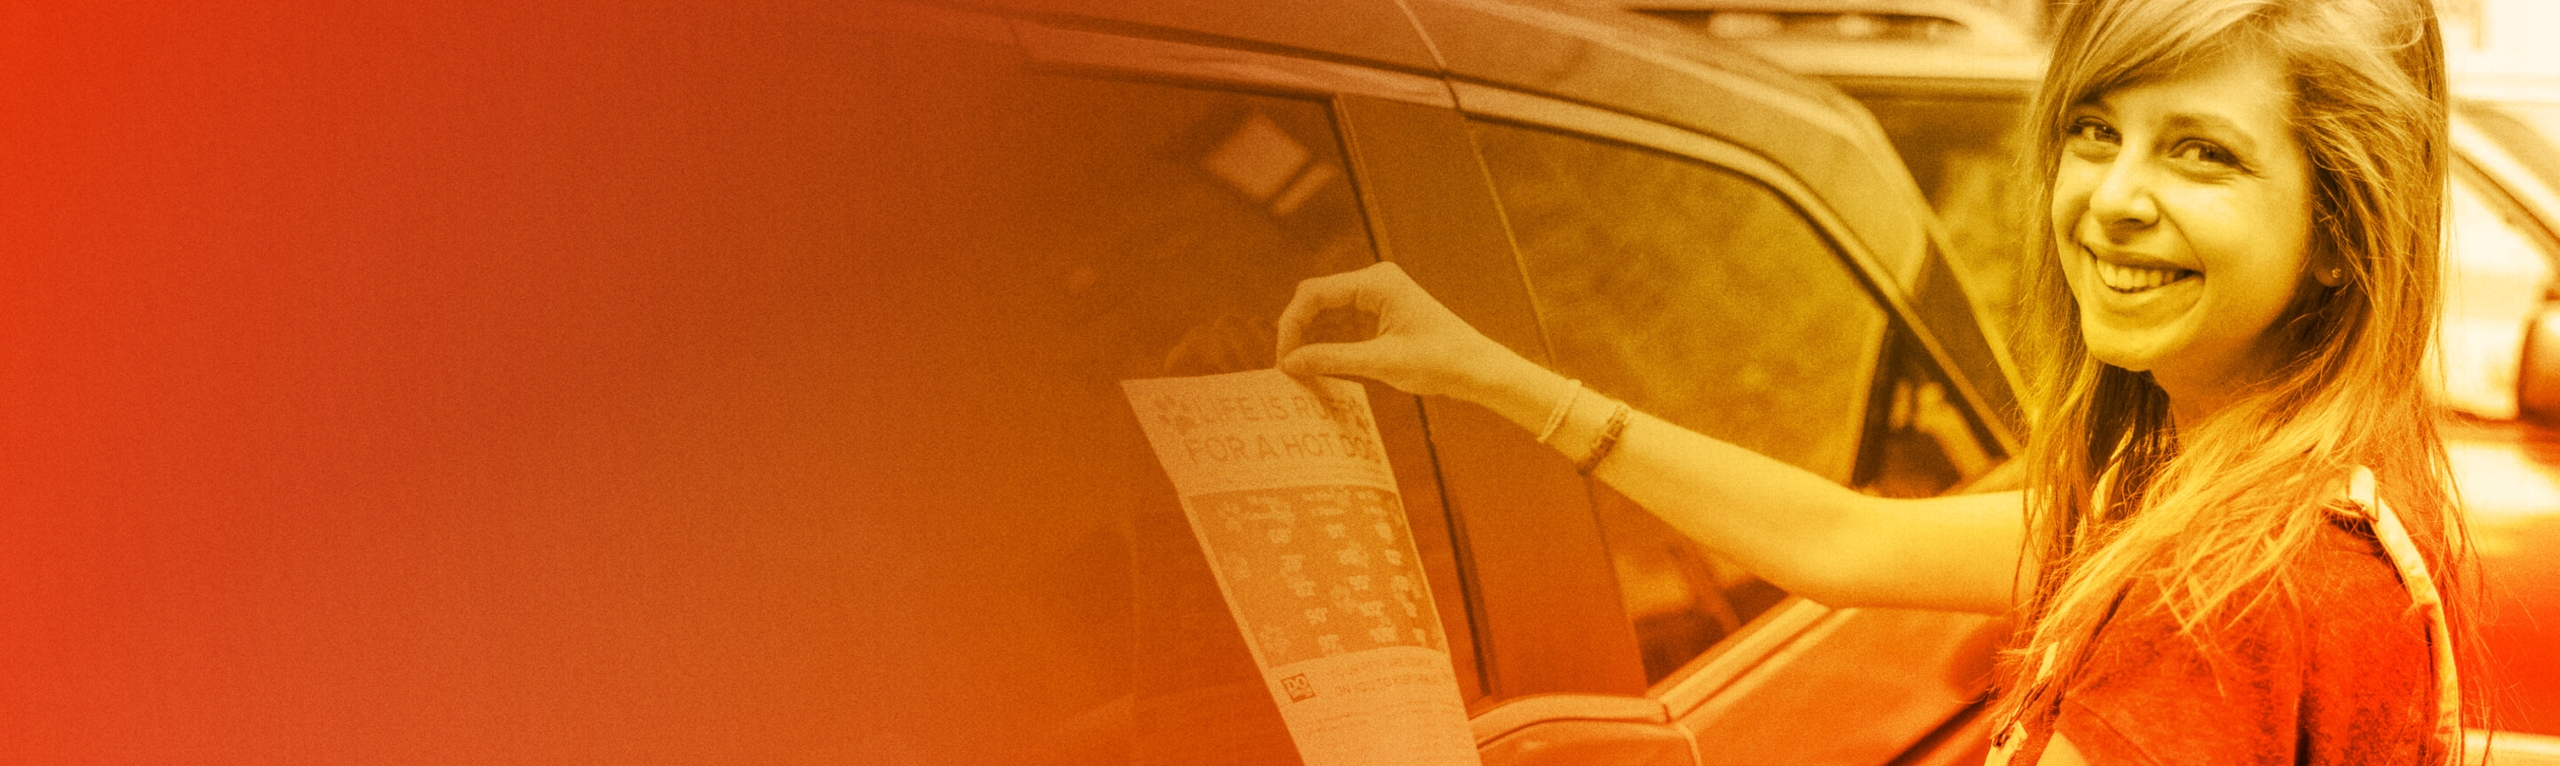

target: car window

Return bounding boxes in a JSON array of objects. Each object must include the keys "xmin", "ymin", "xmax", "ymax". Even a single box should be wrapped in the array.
[
  {"xmin": 856, "ymin": 29, "xmax": 1481, "ymax": 762},
  {"xmin": 1853, "ymin": 93, "xmax": 2036, "ymax": 350},
  {"xmin": 2462, "ymin": 100, "xmax": 2560, "ymax": 211},
  {"xmin": 1468, "ymin": 120, "xmax": 1890, "ymax": 682},
  {"xmin": 2441, "ymin": 169, "xmax": 2560, "ymax": 419},
  {"xmin": 1854, "ymin": 326, "xmax": 2002, "ymax": 498}
]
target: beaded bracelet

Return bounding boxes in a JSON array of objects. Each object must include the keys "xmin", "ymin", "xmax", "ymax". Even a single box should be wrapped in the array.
[
  {"xmin": 1576, "ymin": 401, "xmax": 1633, "ymax": 475},
  {"xmin": 1534, "ymin": 378, "xmax": 1581, "ymax": 445}
]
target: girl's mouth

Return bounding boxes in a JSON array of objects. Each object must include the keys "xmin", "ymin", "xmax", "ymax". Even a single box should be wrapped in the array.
[{"xmin": 2093, "ymin": 257, "xmax": 2196, "ymax": 293}]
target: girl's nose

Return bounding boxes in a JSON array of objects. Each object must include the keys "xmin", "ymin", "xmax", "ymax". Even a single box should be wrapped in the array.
[{"xmin": 2088, "ymin": 156, "xmax": 2160, "ymax": 238}]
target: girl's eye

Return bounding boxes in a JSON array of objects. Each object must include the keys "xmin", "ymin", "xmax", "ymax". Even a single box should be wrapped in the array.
[
  {"xmin": 2066, "ymin": 118, "xmax": 2119, "ymax": 144},
  {"xmin": 2173, "ymin": 141, "xmax": 2240, "ymax": 167}
]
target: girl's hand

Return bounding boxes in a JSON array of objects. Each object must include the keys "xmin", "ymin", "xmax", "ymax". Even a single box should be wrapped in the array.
[{"xmin": 1274, "ymin": 262, "xmax": 1541, "ymax": 404}]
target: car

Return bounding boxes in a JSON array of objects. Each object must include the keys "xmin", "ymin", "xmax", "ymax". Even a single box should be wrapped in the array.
[
  {"xmin": 847, "ymin": 0, "xmax": 2033, "ymax": 763},
  {"xmin": 2453, "ymin": 96, "xmax": 2560, "ymax": 421},
  {"xmin": 1641, "ymin": 10, "xmax": 2560, "ymax": 752},
  {"xmin": 1622, "ymin": 0, "xmax": 2045, "ymax": 77},
  {"xmin": 2449, "ymin": 95, "xmax": 2560, "ymax": 747}
]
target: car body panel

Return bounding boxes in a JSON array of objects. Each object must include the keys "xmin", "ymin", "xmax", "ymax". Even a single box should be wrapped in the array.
[
  {"xmin": 1480, "ymin": 717, "xmax": 1698, "ymax": 765},
  {"xmin": 2444, "ymin": 418, "xmax": 2560, "ymax": 738},
  {"xmin": 1672, "ymin": 606, "xmax": 1996, "ymax": 765}
]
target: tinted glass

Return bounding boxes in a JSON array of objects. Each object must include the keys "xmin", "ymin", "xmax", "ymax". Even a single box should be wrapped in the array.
[
  {"xmin": 855, "ymin": 29, "xmax": 1478, "ymax": 764},
  {"xmin": 1854, "ymin": 93, "xmax": 2035, "ymax": 350},
  {"xmin": 1853, "ymin": 327, "xmax": 2002, "ymax": 498},
  {"xmin": 2442, "ymin": 170, "xmax": 2559, "ymax": 419},
  {"xmin": 1469, "ymin": 121, "xmax": 1889, "ymax": 682},
  {"xmin": 2461, "ymin": 100, "xmax": 2560, "ymax": 210}
]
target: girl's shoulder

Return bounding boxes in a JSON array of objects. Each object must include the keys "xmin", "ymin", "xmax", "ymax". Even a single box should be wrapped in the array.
[
  {"xmin": 2287, "ymin": 516, "xmax": 2443, "ymax": 762},
  {"xmin": 2113, "ymin": 512, "xmax": 2410, "ymax": 644},
  {"xmin": 2287, "ymin": 514, "xmax": 2433, "ymax": 669},
  {"xmin": 2052, "ymin": 516, "xmax": 2436, "ymax": 764},
  {"xmin": 2096, "ymin": 518, "xmax": 2415, "ymax": 669},
  {"xmin": 2292, "ymin": 512, "xmax": 2410, "ymax": 612}
]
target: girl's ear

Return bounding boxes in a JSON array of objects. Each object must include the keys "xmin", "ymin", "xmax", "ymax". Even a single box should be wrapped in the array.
[{"xmin": 2314, "ymin": 256, "xmax": 2347, "ymax": 288}]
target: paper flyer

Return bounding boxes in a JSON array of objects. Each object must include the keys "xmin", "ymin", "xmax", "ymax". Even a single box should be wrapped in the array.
[{"xmin": 1122, "ymin": 369, "xmax": 1482, "ymax": 766}]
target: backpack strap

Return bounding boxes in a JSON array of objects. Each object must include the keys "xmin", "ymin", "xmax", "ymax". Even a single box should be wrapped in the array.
[{"xmin": 2341, "ymin": 466, "xmax": 2463, "ymax": 759}]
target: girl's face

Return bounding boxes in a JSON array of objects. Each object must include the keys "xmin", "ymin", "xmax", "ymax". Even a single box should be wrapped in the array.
[{"xmin": 2051, "ymin": 45, "xmax": 2315, "ymax": 417}]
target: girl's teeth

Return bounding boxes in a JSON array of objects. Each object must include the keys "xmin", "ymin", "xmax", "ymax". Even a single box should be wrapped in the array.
[{"xmin": 2095, "ymin": 259, "xmax": 2189, "ymax": 292}]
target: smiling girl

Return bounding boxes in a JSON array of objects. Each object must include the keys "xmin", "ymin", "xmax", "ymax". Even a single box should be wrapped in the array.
[{"xmin": 1274, "ymin": 0, "xmax": 2480, "ymax": 763}]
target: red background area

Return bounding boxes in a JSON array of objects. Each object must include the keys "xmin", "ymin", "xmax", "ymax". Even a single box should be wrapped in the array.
[{"xmin": 0, "ymin": 1, "xmax": 943, "ymax": 761}]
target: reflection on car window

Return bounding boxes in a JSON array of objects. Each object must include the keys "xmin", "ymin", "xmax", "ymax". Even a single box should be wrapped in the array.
[
  {"xmin": 857, "ymin": 31, "xmax": 1478, "ymax": 763},
  {"xmin": 1469, "ymin": 120, "xmax": 1889, "ymax": 682}
]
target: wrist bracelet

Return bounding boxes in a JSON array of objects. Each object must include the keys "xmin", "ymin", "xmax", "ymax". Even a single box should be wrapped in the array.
[
  {"xmin": 1576, "ymin": 401, "xmax": 1633, "ymax": 475},
  {"xmin": 1534, "ymin": 378, "xmax": 1581, "ymax": 445}
]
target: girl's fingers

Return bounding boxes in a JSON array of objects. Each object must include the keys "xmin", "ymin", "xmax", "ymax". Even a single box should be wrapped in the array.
[
  {"xmin": 1272, "ymin": 284, "xmax": 1328, "ymax": 363},
  {"xmin": 1273, "ymin": 261, "xmax": 1497, "ymax": 396},
  {"xmin": 1277, "ymin": 340, "xmax": 1375, "ymax": 380},
  {"xmin": 1275, "ymin": 273, "xmax": 1351, "ymax": 361},
  {"xmin": 1277, "ymin": 262, "xmax": 1408, "ymax": 364}
]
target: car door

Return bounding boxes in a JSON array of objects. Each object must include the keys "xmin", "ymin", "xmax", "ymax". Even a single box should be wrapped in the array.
[
  {"xmin": 1441, "ymin": 81, "xmax": 2010, "ymax": 766},
  {"xmin": 1388, "ymin": 2, "xmax": 2019, "ymax": 763}
]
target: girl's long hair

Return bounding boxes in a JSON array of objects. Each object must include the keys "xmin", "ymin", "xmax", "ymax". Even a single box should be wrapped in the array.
[{"xmin": 1994, "ymin": 0, "xmax": 2488, "ymax": 749}]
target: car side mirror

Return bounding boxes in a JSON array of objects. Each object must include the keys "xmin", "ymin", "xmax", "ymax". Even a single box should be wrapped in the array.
[{"xmin": 2518, "ymin": 302, "xmax": 2560, "ymax": 422}]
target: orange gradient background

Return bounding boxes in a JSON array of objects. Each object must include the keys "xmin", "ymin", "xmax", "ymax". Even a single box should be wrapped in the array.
[{"xmin": 4, "ymin": 1, "xmax": 936, "ymax": 761}]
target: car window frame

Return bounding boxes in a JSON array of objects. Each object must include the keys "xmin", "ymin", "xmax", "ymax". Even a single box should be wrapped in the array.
[
  {"xmin": 2455, "ymin": 120, "xmax": 2560, "ymax": 268},
  {"xmin": 1011, "ymin": 6, "xmax": 1706, "ymax": 708},
  {"xmin": 1449, "ymin": 80, "xmax": 2007, "ymax": 461}
]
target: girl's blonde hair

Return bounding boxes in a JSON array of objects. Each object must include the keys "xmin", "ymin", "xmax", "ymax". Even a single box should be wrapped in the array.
[{"xmin": 1997, "ymin": 0, "xmax": 2486, "ymax": 745}]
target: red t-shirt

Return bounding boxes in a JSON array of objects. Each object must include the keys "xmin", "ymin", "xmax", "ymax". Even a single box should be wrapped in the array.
[{"xmin": 2006, "ymin": 516, "xmax": 2443, "ymax": 765}]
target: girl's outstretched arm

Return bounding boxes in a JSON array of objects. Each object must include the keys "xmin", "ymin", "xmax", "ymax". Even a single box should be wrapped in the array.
[{"xmin": 1279, "ymin": 262, "xmax": 2029, "ymax": 614}]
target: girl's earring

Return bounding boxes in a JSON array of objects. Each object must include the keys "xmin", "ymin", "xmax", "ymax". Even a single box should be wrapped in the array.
[{"xmin": 2318, "ymin": 264, "xmax": 2346, "ymax": 288}]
